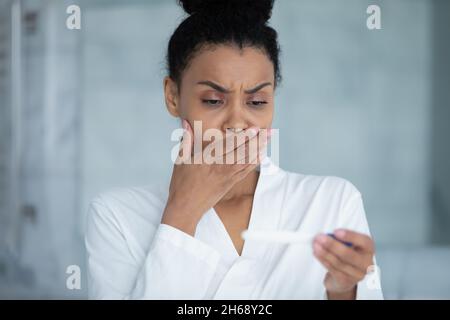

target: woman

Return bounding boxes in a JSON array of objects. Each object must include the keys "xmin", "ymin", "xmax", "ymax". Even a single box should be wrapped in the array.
[{"xmin": 85, "ymin": 0, "xmax": 383, "ymax": 300}]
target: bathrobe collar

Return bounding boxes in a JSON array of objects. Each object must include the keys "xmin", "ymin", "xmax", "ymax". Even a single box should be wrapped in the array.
[{"xmin": 196, "ymin": 156, "xmax": 287, "ymax": 264}]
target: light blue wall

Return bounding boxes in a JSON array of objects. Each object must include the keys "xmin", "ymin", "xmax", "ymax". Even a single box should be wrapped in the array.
[
  {"xmin": 431, "ymin": 0, "xmax": 450, "ymax": 243},
  {"xmin": 271, "ymin": 0, "xmax": 432, "ymax": 245},
  {"xmin": 0, "ymin": 0, "xmax": 85, "ymax": 298},
  {"xmin": 1, "ymin": 0, "xmax": 447, "ymax": 298},
  {"xmin": 80, "ymin": 1, "xmax": 178, "ymax": 225},
  {"xmin": 80, "ymin": 0, "xmax": 432, "ymax": 245}
]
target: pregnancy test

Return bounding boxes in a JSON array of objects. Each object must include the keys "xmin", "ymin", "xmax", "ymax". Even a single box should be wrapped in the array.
[
  {"xmin": 326, "ymin": 233, "xmax": 353, "ymax": 247},
  {"xmin": 241, "ymin": 230, "xmax": 353, "ymax": 247},
  {"xmin": 241, "ymin": 230, "xmax": 315, "ymax": 244}
]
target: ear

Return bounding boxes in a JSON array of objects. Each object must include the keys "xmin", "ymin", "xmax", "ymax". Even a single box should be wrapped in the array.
[{"xmin": 163, "ymin": 76, "xmax": 180, "ymax": 118}]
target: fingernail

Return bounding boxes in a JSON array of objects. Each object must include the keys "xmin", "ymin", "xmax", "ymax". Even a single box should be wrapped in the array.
[
  {"xmin": 313, "ymin": 242, "xmax": 322, "ymax": 252},
  {"xmin": 335, "ymin": 230, "xmax": 346, "ymax": 238},
  {"xmin": 248, "ymin": 127, "xmax": 259, "ymax": 137},
  {"xmin": 318, "ymin": 234, "xmax": 328, "ymax": 244},
  {"xmin": 267, "ymin": 128, "xmax": 273, "ymax": 137}
]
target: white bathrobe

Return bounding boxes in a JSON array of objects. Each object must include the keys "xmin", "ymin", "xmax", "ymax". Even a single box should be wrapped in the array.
[{"xmin": 85, "ymin": 157, "xmax": 383, "ymax": 300}]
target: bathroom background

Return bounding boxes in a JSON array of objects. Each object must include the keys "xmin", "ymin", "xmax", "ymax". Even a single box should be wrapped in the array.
[{"xmin": 0, "ymin": 0, "xmax": 449, "ymax": 299}]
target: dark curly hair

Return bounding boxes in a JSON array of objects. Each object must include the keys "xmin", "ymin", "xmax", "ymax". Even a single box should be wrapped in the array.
[{"xmin": 166, "ymin": 0, "xmax": 282, "ymax": 91}]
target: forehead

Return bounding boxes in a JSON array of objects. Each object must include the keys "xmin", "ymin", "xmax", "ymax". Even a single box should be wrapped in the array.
[{"xmin": 182, "ymin": 44, "xmax": 275, "ymax": 87}]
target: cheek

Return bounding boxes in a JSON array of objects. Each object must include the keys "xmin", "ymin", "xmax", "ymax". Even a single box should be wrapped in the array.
[
  {"xmin": 253, "ymin": 105, "xmax": 274, "ymax": 128},
  {"xmin": 178, "ymin": 95, "xmax": 205, "ymax": 121},
  {"xmin": 179, "ymin": 102, "xmax": 222, "ymax": 134},
  {"xmin": 178, "ymin": 97, "xmax": 219, "ymax": 126},
  {"xmin": 180, "ymin": 92, "xmax": 275, "ymax": 129}
]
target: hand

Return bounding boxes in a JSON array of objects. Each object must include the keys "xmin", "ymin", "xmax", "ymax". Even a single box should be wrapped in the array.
[
  {"xmin": 161, "ymin": 119, "xmax": 270, "ymax": 236},
  {"xmin": 312, "ymin": 229, "xmax": 375, "ymax": 299}
]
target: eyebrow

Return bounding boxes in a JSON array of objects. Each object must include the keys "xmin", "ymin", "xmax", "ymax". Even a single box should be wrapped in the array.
[{"xmin": 197, "ymin": 80, "xmax": 272, "ymax": 94}]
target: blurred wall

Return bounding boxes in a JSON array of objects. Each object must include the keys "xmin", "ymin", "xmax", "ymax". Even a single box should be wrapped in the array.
[
  {"xmin": 0, "ymin": 0, "xmax": 13, "ymax": 252},
  {"xmin": 80, "ymin": 0, "xmax": 432, "ymax": 245},
  {"xmin": 80, "ymin": 0, "xmax": 177, "ymax": 229},
  {"xmin": 1, "ymin": 0, "xmax": 85, "ymax": 298},
  {"xmin": 1, "ymin": 0, "xmax": 449, "ymax": 298},
  {"xmin": 431, "ymin": 0, "xmax": 450, "ymax": 244},
  {"xmin": 272, "ymin": 0, "xmax": 432, "ymax": 245}
]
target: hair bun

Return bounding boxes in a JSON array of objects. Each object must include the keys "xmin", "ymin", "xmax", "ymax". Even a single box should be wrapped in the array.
[{"xmin": 178, "ymin": 0, "xmax": 275, "ymax": 24}]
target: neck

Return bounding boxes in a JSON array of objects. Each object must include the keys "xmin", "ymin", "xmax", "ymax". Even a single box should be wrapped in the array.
[{"xmin": 219, "ymin": 168, "xmax": 260, "ymax": 203}]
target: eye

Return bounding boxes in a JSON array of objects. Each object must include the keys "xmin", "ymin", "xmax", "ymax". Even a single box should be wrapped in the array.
[
  {"xmin": 247, "ymin": 101, "xmax": 268, "ymax": 107},
  {"xmin": 202, "ymin": 99, "xmax": 223, "ymax": 106}
]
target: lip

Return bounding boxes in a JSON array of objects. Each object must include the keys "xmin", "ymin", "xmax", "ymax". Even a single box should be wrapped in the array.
[{"xmin": 228, "ymin": 128, "xmax": 245, "ymax": 133}]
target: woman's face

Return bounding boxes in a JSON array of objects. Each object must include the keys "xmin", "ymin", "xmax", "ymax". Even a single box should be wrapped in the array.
[{"xmin": 164, "ymin": 45, "xmax": 275, "ymax": 136}]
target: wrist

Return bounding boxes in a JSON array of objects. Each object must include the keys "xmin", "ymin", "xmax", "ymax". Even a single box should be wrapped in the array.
[
  {"xmin": 161, "ymin": 201, "xmax": 202, "ymax": 237},
  {"xmin": 326, "ymin": 286, "xmax": 357, "ymax": 300}
]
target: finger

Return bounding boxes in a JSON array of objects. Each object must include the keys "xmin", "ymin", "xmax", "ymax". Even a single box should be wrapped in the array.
[
  {"xmin": 255, "ymin": 128, "xmax": 271, "ymax": 162},
  {"xmin": 222, "ymin": 127, "xmax": 260, "ymax": 155},
  {"xmin": 314, "ymin": 234, "xmax": 367, "ymax": 272},
  {"xmin": 231, "ymin": 162, "xmax": 259, "ymax": 182},
  {"xmin": 323, "ymin": 266, "xmax": 352, "ymax": 289},
  {"xmin": 250, "ymin": 132, "xmax": 270, "ymax": 165},
  {"xmin": 176, "ymin": 119, "xmax": 194, "ymax": 164},
  {"xmin": 202, "ymin": 128, "xmax": 266, "ymax": 167},
  {"xmin": 314, "ymin": 244, "xmax": 366, "ymax": 282},
  {"xmin": 334, "ymin": 229, "xmax": 375, "ymax": 253},
  {"xmin": 234, "ymin": 130, "xmax": 270, "ymax": 164},
  {"xmin": 257, "ymin": 128, "xmax": 271, "ymax": 162},
  {"xmin": 200, "ymin": 127, "xmax": 258, "ymax": 164},
  {"xmin": 313, "ymin": 241, "xmax": 366, "ymax": 281},
  {"xmin": 232, "ymin": 146, "xmax": 262, "ymax": 176},
  {"xmin": 229, "ymin": 141, "xmax": 267, "ymax": 185},
  {"xmin": 323, "ymin": 270, "xmax": 355, "ymax": 296}
]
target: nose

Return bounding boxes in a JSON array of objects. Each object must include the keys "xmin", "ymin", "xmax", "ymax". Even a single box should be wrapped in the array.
[{"xmin": 222, "ymin": 98, "xmax": 249, "ymax": 133}]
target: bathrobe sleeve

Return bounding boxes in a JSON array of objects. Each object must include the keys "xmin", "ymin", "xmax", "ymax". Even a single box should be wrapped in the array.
[
  {"xmin": 336, "ymin": 184, "xmax": 384, "ymax": 300},
  {"xmin": 85, "ymin": 198, "xmax": 221, "ymax": 299}
]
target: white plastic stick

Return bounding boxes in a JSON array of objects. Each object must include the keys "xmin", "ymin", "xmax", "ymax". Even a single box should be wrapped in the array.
[{"xmin": 241, "ymin": 230, "xmax": 315, "ymax": 244}]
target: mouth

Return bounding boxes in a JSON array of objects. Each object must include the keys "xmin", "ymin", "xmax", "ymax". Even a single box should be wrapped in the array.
[{"xmin": 226, "ymin": 128, "xmax": 245, "ymax": 134}]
